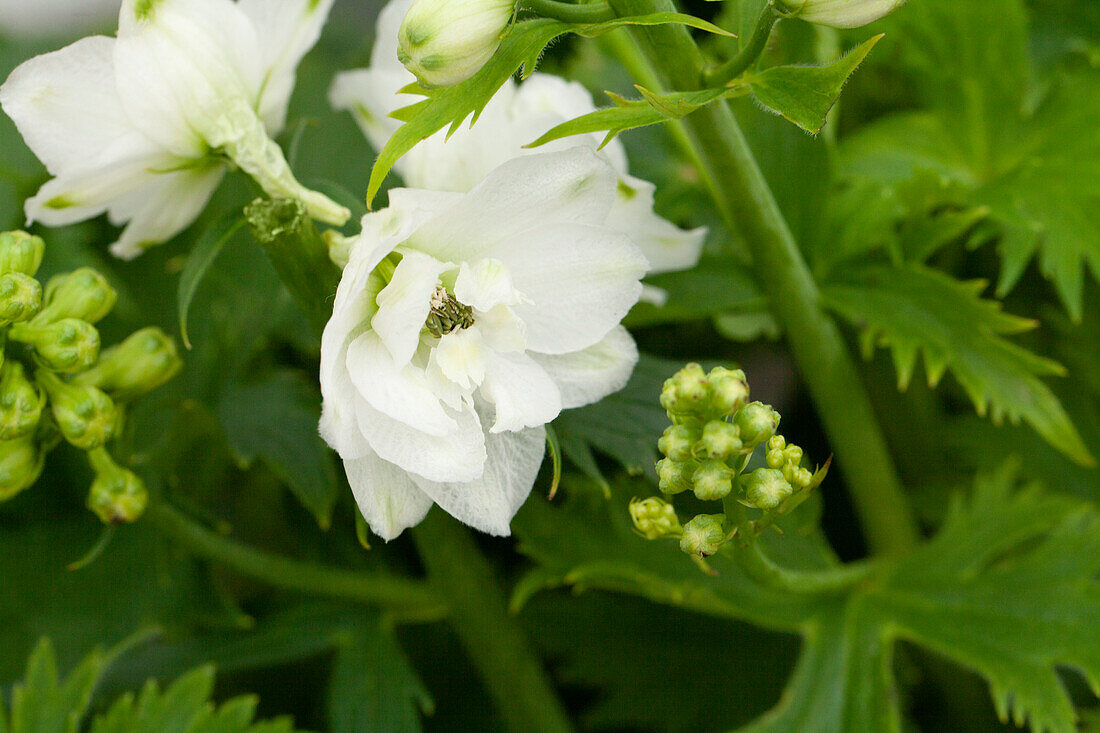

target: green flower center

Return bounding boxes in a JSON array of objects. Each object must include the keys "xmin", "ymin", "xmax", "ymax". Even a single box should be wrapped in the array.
[{"xmin": 424, "ymin": 285, "xmax": 474, "ymax": 338}]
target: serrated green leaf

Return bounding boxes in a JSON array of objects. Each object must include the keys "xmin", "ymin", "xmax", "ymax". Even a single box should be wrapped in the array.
[
  {"xmin": 822, "ymin": 263, "xmax": 1093, "ymax": 465},
  {"xmin": 177, "ymin": 211, "xmax": 247, "ymax": 350},
  {"xmin": 328, "ymin": 622, "xmax": 433, "ymax": 733},
  {"xmin": 217, "ymin": 370, "xmax": 340, "ymax": 529},
  {"xmin": 367, "ymin": 13, "xmax": 737, "ymax": 204},
  {"xmin": 8, "ymin": 639, "xmax": 107, "ymax": 733},
  {"xmin": 748, "ymin": 35, "xmax": 882, "ymax": 134}
]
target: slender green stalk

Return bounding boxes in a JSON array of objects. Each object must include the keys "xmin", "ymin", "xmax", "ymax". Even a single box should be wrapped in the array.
[
  {"xmin": 150, "ymin": 503, "xmax": 447, "ymax": 622},
  {"xmin": 412, "ymin": 510, "xmax": 573, "ymax": 733},
  {"xmin": 609, "ymin": 0, "xmax": 920, "ymax": 555},
  {"xmin": 703, "ymin": 3, "xmax": 780, "ymax": 87},
  {"xmin": 519, "ymin": 0, "xmax": 615, "ymax": 23}
]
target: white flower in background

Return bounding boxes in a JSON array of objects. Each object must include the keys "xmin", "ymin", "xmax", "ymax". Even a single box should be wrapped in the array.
[
  {"xmin": 0, "ymin": 0, "xmax": 349, "ymax": 259},
  {"xmin": 321, "ymin": 148, "xmax": 646, "ymax": 539},
  {"xmin": 397, "ymin": 0, "xmax": 515, "ymax": 88},
  {"xmin": 0, "ymin": 0, "xmax": 121, "ymax": 39},
  {"xmin": 775, "ymin": 0, "xmax": 906, "ymax": 28},
  {"xmin": 330, "ymin": 0, "xmax": 705, "ymax": 283}
]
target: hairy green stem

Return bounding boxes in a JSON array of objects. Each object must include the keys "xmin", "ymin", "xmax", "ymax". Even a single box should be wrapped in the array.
[
  {"xmin": 518, "ymin": 0, "xmax": 615, "ymax": 23},
  {"xmin": 149, "ymin": 503, "xmax": 447, "ymax": 622},
  {"xmin": 703, "ymin": 3, "xmax": 780, "ymax": 87},
  {"xmin": 609, "ymin": 0, "xmax": 920, "ymax": 555},
  {"xmin": 412, "ymin": 510, "xmax": 573, "ymax": 733}
]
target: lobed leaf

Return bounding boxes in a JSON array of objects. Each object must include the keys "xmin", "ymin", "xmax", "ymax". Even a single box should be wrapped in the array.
[{"xmin": 821, "ymin": 263, "xmax": 1093, "ymax": 465}]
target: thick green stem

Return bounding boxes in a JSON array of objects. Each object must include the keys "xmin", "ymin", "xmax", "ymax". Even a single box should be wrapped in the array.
[
  {"xmin": 519, "ymin": 0, "xmax": 615, "ymax": 23},
  {"xmin": 703, "ymin": 3, "xmax": 780, "ymax": 87},
  {"xmin": 150, "ymin": 503, "xmax": 447, "ymax": 622},
  {"xmin": 412, "ymin": 510, "xmax": 573, "ymax": 733},
  {"xmin": 609, "ymin": 0, "xmax": 920, "ymax": 555}
]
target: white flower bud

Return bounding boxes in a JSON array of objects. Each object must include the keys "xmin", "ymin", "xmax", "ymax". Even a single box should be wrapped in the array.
[
  {"xmin": 775, "ymin": 0, "xmax": 906, "ymax": 28},
  {"xmin": 398, "ymin": 0, "xmax": 515, "ymax": 87}
]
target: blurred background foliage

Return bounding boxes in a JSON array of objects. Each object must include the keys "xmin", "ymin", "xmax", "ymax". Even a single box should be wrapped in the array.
[{"xmin": 0, "ymin": 0, "xmax": 1097, "ymax": 730}]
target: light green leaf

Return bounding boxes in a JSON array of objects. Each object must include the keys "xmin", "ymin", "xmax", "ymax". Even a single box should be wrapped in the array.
[
  {"xmin": 177, "ymin": 211, "xmax": 247, "ymax": 350},
  {"xmin": 217, "ymin": 370, "xmax": 340, "ymax": 528},
  {"xmin": 821, "ymin": 263, "xmax": 1093, "ymax": 465},
  {"xmin": 8, "ymin": 639, "xmax": 107, "ymax": 733},
  {"xmin": 747, "ymin": 35, "xmax": 882, "ymax": 134},
  {"xmin": 328, "ymin": 623, "xmax": 433, "ymax": 733}
]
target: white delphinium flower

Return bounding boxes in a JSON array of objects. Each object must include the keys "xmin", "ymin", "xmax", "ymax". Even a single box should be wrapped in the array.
[
  {"xmin": 0, "ymin": 0, "xmax": 349, "ymax": 259},
  {"xmin": 321, "ymin": 148, "xmax": 646, "ymax": 539},
  {"xmin": 329, "ymin": 0, "xmax": 705, "ymax": 282},
  {"xmin": 0, "ymin": 0, "xmax": 121, "ymax": 39}
]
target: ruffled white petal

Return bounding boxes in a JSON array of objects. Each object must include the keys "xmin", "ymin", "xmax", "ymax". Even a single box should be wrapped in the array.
[
  {"xmin": 608, "ymin": 175, "xmax": 706, "ymax": 275},
  {"xmin": 237, "ymin": 0, "xmax": 336, "ymax": 132},
  {"xmin": 531, "ymin": 326, "xmax": 638, "ymax": 409},
  {"xmin": 431, "ymin": 327, "xmax": 488, "ymax": 391},
  {"xmin": 480, "ymin": 352, "xmax": 562, "ymax": 433},
  {"xmin": 346, "ymin": 331, "xmax": 456, "ymax": 435},
  {"xmin": 371, "ymin": 249, "xmax": 449, "ymax": 366},
  {"xmin": 411, "ymin": 420, "xmax": 545, "ymax": 536},
  {"xmin": 344, "ymin": 451, "xmax": 434, "ymax": 542},
  {"xmin": 453, "ymin": 258, "xmax": 524, "ymax": 312}
]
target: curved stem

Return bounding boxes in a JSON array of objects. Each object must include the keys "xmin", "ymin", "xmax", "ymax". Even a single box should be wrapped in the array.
[
  {"xmin": 608, "ymin": 0, "xmax": 921, "ymax": 555},
  {"xmin": 703, "ymin": 3, "xmax": 780, "ymax": 87},
  {"xmin": 412, "ymin": 510, "xmax": 574, "ymax": 733},
  {"xmin": 518, "ymin": 0, "xmax": 615, "ymax": 23},
  {"xmin": 149, "ymin": 503, "xmax": 448, "ymax": 622}
]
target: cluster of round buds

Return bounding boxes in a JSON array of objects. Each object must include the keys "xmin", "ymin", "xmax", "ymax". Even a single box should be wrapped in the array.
[
  {"xmin": 634, "ymin": 363, "xmax": 829, "ymax": 563},
  {"xmin": 0, "ymin": 231, "xmax": 182, "ymax": 522}
]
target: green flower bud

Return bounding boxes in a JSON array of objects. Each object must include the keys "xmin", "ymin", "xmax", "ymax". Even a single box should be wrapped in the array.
[
  {"xmin": 741, "ymin": 468, "xmax": 794, "ymax": 511},
  {"xmin": 660, "ymin": 362, "xmax": 710, "ymax": 416},
  {"xmin": 766, "ymin": 448, "xmax": 785, "ymax": 469},
  {"xmin": 784, "ymin": 445, "xmax": 804, "ymax": 466},
  {"xmin": 657, "ymin": 457, "xmax": 695, "ymax": 495},
  {"xmin": 734, "ymin": 402, "xmax": 780, "ymax": 448},
  {"xmin": 708, "ymin": 366, "xmax": 750, "ymax": 415},
  {"xmin": 775, "ymin": 0, "xmax": 905, "ymax": 28},
  {"xmin": 37, "ymin": 370, "xmax": 117, "ymax": 450},
  {"xmin": 0, "ymin": 361, "xmax": 45, "ymax": 440},
  {"xmin": 790, "ymin": 466, "xmax": 813, "ymax": 490},
  {"xmin": 692, "ymin": 458, "xmax": 734, "ymax": 501},
  {"xmin": 629, "ymin": 496, "xmax": 683, "ymax": 540},
  {"xmin": 398, "ymin": 0, "xmax": 514, "ymax": 87},
  {"xmin": 698, "ymin": 420, "xmax": 742, "ymax": 460},
  {"xmin": 10, "ymin": 318, "xmax": 100, "ymax": 373},
  {"xmin": 86, "ymin": 447, "xmax": 147, "ymax": 524},
  {"xmin": 0, "ymin": 272, "xmax": 42, "ymax": 326},
  {"xmin": 766, "ymin": 435, "xmax": 786, "ymax": 452},
  {"xmin": 680, "ymin": 514, "xmax": 726, "ymax": 557},
  {"xmin": 33, "ymin": 268, "xmax": 117, "ymax": 326},
  {"xmin": 0, "ymin": 434, "xmax": 43, "ymax": 501},
  {"xmin": 72, "ymin": 328, "xmax": 182, "ymax": 401},
  {"xmin": 0, "ymin": 231, "xmax": 44, "ymax": 276},
  {"xmin": 658, "ymin": 424, "xmax": 698, "ymax": 462}
]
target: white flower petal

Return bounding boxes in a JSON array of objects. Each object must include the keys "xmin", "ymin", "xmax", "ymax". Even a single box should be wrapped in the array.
[
  {"xmin": 24, "ymin": 153, "xmax": 174, "ymax": 227},
  {"xmin": 530, "ymin": 326, "xmax": 638, "ymax": 409},
  {"xmin": 608, "ymin": 175, "xmax": 706, "ymax": 275},
  {"xmin": 329, "ymin": 67, "xmax": 412, "ymax": 153},
  {"xmin": 0, "ymin": 36, "xmax": 153, "ymax": 174},
  {"xmin": 505, "ymin": 223, "xmax": 646, "ymax": 355},
  {"xmin": 354, "ymin": 395, "xmax": 486, "ymax": 483},
  {"xmin": 319, "ymin": 359, "xmax": 373, "ymax": 460},
  {"xmin": 453, "ymin": 258, "xmax": 523, "ymax": 312},
  {"xmin": 237, "ymin": 0, "xmax": 336, "ymax": 132},
  {"xmin": 343, "ymin": 451, "xmax": 434, "ymax": 542},
  {"xmin": 346, "ymin": 331, "xmax": 456, "ymax": 436},
  {"xmin": 411, "ymin": 421, "xmax": 545, "ymax": 536},
  {"xmin": 431, "ymin": 326, "xmax": 487, "ymax": 391},
  {"xmin": 371, "ymin": 0, "xmax": 415, "ymax": 71},
  {"xmin": 108, "ymin": 163, "xmax": 225, "ymax": 259},
  {"xmin": 476, "ymin": 305, "xmax": 526, "ymax": 354},
  {"xmin": 480, "ymin": 352, "xmax": 562, "ymax": 433},
  {"xmin": 372, "ymin": 249, "xmax": 449, "ymax": 366},
  {"xmin": 405, "ymin": 148, "xmax": 619, "ymax": 263}
]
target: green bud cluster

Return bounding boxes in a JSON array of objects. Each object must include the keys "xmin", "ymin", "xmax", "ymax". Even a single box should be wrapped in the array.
[
  {"xmin": 0, "ymin": 231, "xmax": 180, "ymax": 524},
  {"xmin": 641, "ymin": 363, "xmax": 829, "ymax": 563}
]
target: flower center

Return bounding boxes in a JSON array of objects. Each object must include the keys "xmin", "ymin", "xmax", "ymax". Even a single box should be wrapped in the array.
[{"xmin": 425, "ymin": 285, "xmax": 474, "ymax": 337}]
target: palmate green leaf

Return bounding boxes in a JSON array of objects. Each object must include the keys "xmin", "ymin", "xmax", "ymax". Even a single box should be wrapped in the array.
[
  {"xmin": 821, "ymin": 263, "xmax": 1093, "ymax": 465},
  {"xmin": 328, "ymin": 622, "xmax": 433, "ymax": 733},
  {"xmin": 366, "ymin": 14, "xmax": 734, "ymax": 204},
  {"xmin": 217, "ymin": 369, "xmax": 340, "ymax": 529},
  {"xmin": 843, "ymin": 0, "xmax": 1100, "ymax": 318},
  {"xmin": 747, "ymin": 35, "xmax": 882, "ymax": 134},
  {"xmin": 7, "ymin": 639, "xmax": 108, "ymax": 733}
]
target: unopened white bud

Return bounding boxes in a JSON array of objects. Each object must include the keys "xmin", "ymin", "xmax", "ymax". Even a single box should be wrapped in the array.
[
  {"xmin": 398, "ymin": 0, "xmax": 515, "ymax": 87},
  {"xmin": 775, "ymin": 0, "xmax": 905, "ymax": 28}
]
